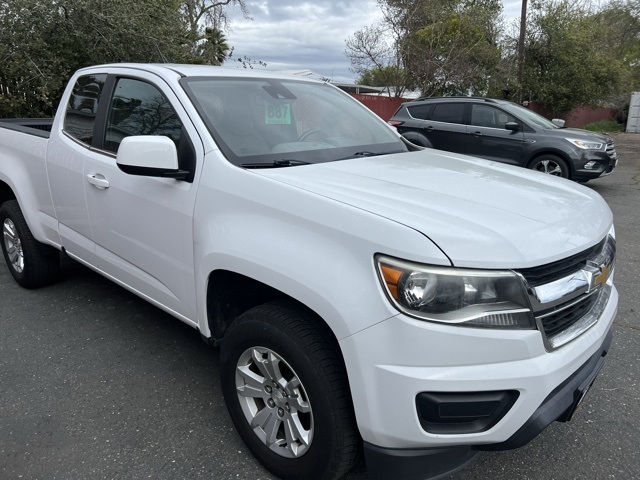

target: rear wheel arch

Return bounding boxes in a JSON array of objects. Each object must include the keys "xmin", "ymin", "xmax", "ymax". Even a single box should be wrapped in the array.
[{"xmin": 401, "ymin": 131, "xmax": 433, "ymax": 148}]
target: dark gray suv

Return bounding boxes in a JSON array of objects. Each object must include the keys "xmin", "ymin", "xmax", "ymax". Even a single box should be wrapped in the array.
[{"xmin": 389, "ymin": 97, "xmax": 618, "ymax": 181}]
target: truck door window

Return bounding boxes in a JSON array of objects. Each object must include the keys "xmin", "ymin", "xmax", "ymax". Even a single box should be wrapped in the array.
[
  {"xmin": 104, "ymin": 78, "xmax": 182, "ymax": 153},
  {"xmin": 64, "ymin": 74, "xmax": 107, "ymax": 145}
]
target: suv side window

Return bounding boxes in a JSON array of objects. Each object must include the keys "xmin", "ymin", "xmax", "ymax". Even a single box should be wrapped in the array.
[
  {"xmin": 470, "ymin": 104, "xmax": 517, "ymax": 129},
  {"xmin": 104, "ymin": 78, "xmax": 182, "ymax": 153},
  {"xmin": 430, "ymin": 103, "xmax": 465, "ymax": 124},
  {"xmin": 407, "ymin": 104, "xmax": 433, "ymax": 120},
  {"xmin": 64, "ymin": 74, "xmax": 107, "ymax": 145}
]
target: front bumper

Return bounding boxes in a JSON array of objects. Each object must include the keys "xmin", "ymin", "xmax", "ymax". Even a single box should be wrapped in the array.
[
  {"xmin": 571, "ymin": 149, "xmax": 618, "ymax": 181},
  {"xmin": 361, "ymin": 330, "xmax": 612, "ymax": 480},
  {"xmin": 340, "ymin": 285, "xmax": 617, "ymax": 451}
]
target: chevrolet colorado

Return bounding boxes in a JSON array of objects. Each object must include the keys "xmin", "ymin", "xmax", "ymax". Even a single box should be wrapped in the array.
[{"xmin": 0, "ymin": 64, "xmax": 617, "ymax": 480}]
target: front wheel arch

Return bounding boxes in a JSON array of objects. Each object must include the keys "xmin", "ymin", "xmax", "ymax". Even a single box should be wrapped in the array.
[
  {"xmin": 527, "ymin": 153, "xmax": 571, "ymax": 179},
  {"xmin": 219, "ymin": 301, "xmax": 360, "ymax": 480}
]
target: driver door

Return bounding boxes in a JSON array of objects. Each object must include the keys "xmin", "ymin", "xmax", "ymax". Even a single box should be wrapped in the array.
[{"xmin": 83, "ymin": 72, "xmax": 202, "ymax": 322}]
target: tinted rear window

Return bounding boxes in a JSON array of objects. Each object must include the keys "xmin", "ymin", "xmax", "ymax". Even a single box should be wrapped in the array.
[
  {"xmin": 407, "ymin": 104, "xmax": 432, "ymax": 120},
  {"xmin": 430, "ymin": 103, "xmax": 465, "ymax": 124}
]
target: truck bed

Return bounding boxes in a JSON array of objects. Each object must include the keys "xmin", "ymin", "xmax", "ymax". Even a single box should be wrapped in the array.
[{"xmin": 0, "ymin": 118, "xmax": 53, "ymax": 138}]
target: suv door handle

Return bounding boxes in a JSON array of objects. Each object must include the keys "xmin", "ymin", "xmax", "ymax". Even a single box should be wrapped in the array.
[
  {"xmin": 87, "ymin": 174, "xmax": 110, "ymax": 189},
  {"xmin": 470, "ymin": 131, "xmax": 483, "ymax": 137},
  {"xmin": 425, "ymin": 125, "xmax": 434, "ymax": 132}
]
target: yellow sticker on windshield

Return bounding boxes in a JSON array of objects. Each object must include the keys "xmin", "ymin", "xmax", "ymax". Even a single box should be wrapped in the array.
[{"xmin": 265, "ymin": 101, "xmax": 291, "ymax": 124}]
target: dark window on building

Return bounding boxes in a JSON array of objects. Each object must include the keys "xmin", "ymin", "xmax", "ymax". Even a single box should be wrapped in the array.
[
  {"xmin": 430, "ymin": 103, "xmax": 465, "ymax": 124},
  {"xmin": 104, "ymin": 78, "xmax": 182, "ymax": 153},
  {"xmin": 64, "ymin": 74, "xmax": 107, "ymax": 145}
]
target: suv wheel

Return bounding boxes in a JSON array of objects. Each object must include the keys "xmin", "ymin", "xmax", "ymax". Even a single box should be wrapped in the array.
[{"xmin": 529, "ymin": 155, "xmax": 569, "ymax": 178}]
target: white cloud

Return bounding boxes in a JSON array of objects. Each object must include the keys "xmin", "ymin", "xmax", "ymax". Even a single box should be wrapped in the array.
[{"xmin": 225, "ymin": 0, "xmax": 524, "ymax": 83}]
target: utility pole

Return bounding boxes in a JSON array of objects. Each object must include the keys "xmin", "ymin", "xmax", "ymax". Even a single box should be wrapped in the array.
[{"xmin": 517, "ymin": 0, "xmax": 528, "ymax": 103}]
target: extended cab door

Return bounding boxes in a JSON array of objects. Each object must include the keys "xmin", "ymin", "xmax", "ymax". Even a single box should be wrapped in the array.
[
  {"xmin": 47, "ymin": 73, "xmax": 108, "ymax": 265},
  {"xmin": 464, "ymin": 104, "xmax": 525, "ymax": 166},
  {"xmin": 83, "ymin": 71, "xmax": 202, "ymax": 322}
]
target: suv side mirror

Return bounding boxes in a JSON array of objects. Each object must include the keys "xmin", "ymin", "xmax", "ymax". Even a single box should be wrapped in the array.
[
  {"xmin": 116, "ymin": 136, "xmax": 189, "ymax": 180},
  {"xmin": 552, "ymin": 118, "xmax": 565, "ymax": 128},
  {"xmin": 505, "ymin": 122, "xmax": 520, "ymax": 132}
]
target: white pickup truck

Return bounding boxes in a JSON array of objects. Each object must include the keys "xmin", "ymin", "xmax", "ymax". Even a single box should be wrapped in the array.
[{"xmin": 0, "ymin": 64, "xmax": 617, "ymax": 480}]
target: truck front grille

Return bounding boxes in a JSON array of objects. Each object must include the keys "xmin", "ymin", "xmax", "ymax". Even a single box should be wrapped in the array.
[
  {"xmin": 538, "ymin": 292, "xmax": 600, "ymax": 338},
  {"xmin": 516, "ymin": 235, "xmax": 615, "ymax": 350},
  {"xmin": 517, "ymin": 239, "xmax": 605, "ymax": 287}
]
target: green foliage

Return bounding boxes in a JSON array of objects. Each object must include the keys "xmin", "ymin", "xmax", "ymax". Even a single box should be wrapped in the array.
[
  {"xmin": 582, "ymin": 120, "xmax": 624, "ymax": 132},
  {"xmin": 0, "ymin": 0, "xmax": 191, "ymax": 117},
  {"xmin": 346, "ymin": 0, "xmax": 502, "ymax": 97},
  {"xmin": 520, "ymin": 0, "xmax": 638, "ymax": 115},
  {"xmin": 357, "ymin": 66, "xmax": 405, "ymax": 87}
]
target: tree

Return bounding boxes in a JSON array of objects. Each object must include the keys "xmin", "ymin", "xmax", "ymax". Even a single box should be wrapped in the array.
[
  {"xmin": 201, "ymin": 27, "xmax": 231, "ymax": 65},
  {"xmin": 521, "ymin": 0, "xmax": 631, "ymax": 114},
  {"xmin": 345, "ymin": 0, "xmax": 502, "ymax": 97},
  {"xmin": 180, "ymin": 0, "xmax": 248, "ymax": 59},
  {"xmin": 0, "ymin": 0, "xmax": 189, "ymax": 117}
]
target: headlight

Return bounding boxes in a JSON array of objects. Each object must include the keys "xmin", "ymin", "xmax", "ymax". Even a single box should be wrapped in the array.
[
  {"xmin": 376, "ymin": 255, "xmax": 535, "ymax": 329},
  {"xmin": 566, "ymin": 138, "xmax": 604, "ymax": 150}
]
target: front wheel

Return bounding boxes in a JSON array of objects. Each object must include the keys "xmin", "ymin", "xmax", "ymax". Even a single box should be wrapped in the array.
[
  {"xmin": 1, "ymin": 200, "xmax": 59, "ymax": 288},
  {"xmin": 528, "ymin": 155, "xmax": 569, "ymax": 178},
  {"xmin": 219, "ymin": 302, "xmax": 359, "ymax": 480}
]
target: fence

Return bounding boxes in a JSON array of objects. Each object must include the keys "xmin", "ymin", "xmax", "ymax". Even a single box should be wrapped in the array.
[
  {"xmin": 349, "ymin": 94, "xmax": 406, "ymax": 121},
  {"xmin": 525, "ymin": 102, "xmax": 616, "ymax": 128}
]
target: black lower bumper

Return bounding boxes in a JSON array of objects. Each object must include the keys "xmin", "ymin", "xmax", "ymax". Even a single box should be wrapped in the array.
[
  {"xmin": 364, "ymin": 443, "xmax": 478, "ymax": 480},
  {"xmin": 477, "ymin": 329, "xmax": 612, "ymax": 451},
  {"xmin": 363, "ymin": 330, "xmax": 612, "ymax": 479}
]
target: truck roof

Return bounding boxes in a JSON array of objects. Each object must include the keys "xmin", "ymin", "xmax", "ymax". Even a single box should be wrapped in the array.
[{"xmin": 76, "ymin": 63, "xmax": 321, "ymax": 83}]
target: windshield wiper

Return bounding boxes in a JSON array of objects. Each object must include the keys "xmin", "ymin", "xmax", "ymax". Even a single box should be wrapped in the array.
[
  {"xmin": 240, "ymin": 159, "xmax": 311, "ymax": 169},
  {"xmin": 335, "ymin": 151, "xmax": 386, "ymax": 161}
]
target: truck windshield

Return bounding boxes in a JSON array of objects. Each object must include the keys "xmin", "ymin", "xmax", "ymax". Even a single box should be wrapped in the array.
[{"xmin": 181, "ymin": 77, "xmax": 407, "ymax": 167}]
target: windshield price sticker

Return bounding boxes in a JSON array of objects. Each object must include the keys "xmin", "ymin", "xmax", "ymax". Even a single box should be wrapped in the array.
[{"xmin": 264, "ymin": 101, "xmax": 291, "ymax": 124}]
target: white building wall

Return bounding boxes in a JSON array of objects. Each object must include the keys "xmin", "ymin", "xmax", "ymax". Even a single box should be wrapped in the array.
[{"xmin": 627, "ymin": 92, "xmax": 640, "ymax": 133}]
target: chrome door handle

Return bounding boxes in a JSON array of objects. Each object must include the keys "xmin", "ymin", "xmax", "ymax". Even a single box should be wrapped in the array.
[{"xmin": 86, "ymin": 174, "xmax": 110, "ymax": 189}]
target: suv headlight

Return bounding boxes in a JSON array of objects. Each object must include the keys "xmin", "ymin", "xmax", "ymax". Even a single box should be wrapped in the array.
[
  {"xmin": 566, "ymin": 138, "xmax": 604, "ymax": 150},
  {"xmin": 376, "ymin": 255, "xmax": 535, "ymax": 329}
]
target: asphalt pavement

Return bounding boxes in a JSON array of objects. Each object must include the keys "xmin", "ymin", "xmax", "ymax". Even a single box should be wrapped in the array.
[{"xmin": 1, "ymin": 133, "xmax": 639, "ymax": 480}]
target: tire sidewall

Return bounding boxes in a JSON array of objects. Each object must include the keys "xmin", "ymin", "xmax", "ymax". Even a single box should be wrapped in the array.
[
  {"xmin": 0, "ymin": 202, "xmax": 27, "ymax": 283},
  {"xmin": 220, "ymin": 315, "xmax": 344, "ymax": 480},
  {"xmin": 529, "ymin": 155, "xmax": 570, "ymax": 178}
]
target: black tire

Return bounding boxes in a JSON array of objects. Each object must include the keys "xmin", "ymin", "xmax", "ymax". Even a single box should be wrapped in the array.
[
  {"xmin": 219, "ymin": 302, "xmax": 359, "ymax": 480},
  {"xmin": 528, "ymin": 155, "xmax": 570, "ymax": 178},
  {"xmin": 0, "ymin": 200, "xmax": 59, "ymax": 288}
]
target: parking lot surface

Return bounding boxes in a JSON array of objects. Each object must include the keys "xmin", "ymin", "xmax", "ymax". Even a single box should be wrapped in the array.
[{"xmin": 1, "ymin": 133, "xmax": 639, "ymax": 480}]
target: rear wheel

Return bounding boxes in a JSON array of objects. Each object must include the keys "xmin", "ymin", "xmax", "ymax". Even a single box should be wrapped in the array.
[
  {"xmin": 1, "ymin": 200, "xmax": 59, "ymax": 288},
  {"xmin": 219, "ymin": 302, "xmax": 359, "ymax": 480},
  {"xmin": 528, "ymin": 155, "xmax": 569, "ymax": 178}
]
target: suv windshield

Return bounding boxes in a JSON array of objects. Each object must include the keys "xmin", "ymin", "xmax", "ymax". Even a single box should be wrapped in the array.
[
  {"xmin": 181, "ymin": 77, "xmax": 407, "ymax": 166},
  {"xmin": 506, "ymin": 103, "xmax": 559, "ymax": 129}
]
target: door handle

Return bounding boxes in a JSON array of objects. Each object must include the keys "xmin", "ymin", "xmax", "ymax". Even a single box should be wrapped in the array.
[
  {"xmin": 425, "ymin": 126, "xmax": 435, "ymax": 132},
  {"xmin": 470, "ymin": 131, "xmax": 483, "ymax": 137},
  {"xmin": 87, "ymin": 174, "xmax": 110, "ymax": 189}
]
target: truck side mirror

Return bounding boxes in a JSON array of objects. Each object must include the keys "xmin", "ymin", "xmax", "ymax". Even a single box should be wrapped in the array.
[
  {"xmin": 116, "ymin": 136, "xmax": 188, "ymax": 180},
  {"xmin": 505, "ymin": 122, "xmax": 520, "ymax": 131}
]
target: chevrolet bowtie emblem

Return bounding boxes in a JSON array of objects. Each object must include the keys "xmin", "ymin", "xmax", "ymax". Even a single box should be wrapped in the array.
[{"xmin": 594, "ymin": 264, "xmax": 612, "ymax": 288}]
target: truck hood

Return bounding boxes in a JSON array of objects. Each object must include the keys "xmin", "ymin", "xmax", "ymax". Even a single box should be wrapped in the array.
[{"xmin": 256, "ymin": 150, "xmax": 612, "ymax": 269}]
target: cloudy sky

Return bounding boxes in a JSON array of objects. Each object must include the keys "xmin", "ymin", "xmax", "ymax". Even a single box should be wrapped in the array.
[{"xmin": 226, "ymin": 0, "xmax": 523, "ymax": 82}]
